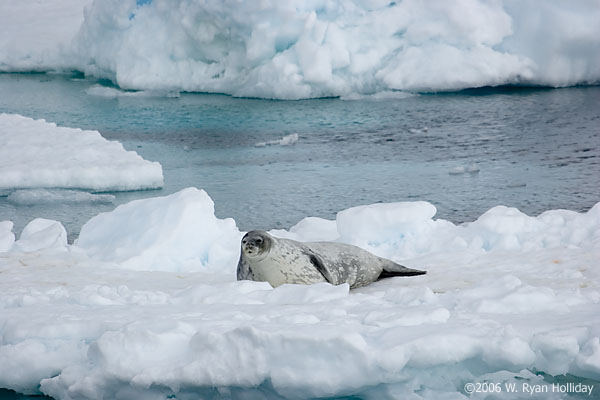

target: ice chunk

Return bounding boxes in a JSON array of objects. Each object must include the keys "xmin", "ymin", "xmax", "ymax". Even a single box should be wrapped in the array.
[
  {"xmin": 7, "ymin": 189, "xmax": 115, "ymax": 205},
  {"xmin": 0, "ymin": 113, "xmax": 163, "ymax": 191},
  {"xmin": 270, "ymin": 216, "xmax": 339, "ymax": 242},
  {"xmin": 76, "ymin": 187, "xmax": 242, "ymax": 272},
  {"xmin": 449, "ymin": 163, "xmax": 480, "ymax": 175},
  {"xmin": 336, "ymin": 201, "xmax": 441, "ymax": 257},
  {"xmin": 13, "ymin": 218, "xmax": 68, "ymax": 252},
  {"xmin": 0, "ymin": 221, "xmax": 15, "ymax": 252},
  {"xmin": 255, "ymin": 133, "xmax": 299, "ymax": 147}
]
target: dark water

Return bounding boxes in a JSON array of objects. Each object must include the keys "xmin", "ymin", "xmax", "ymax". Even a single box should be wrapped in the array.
[
  {"xmin": 0, "ymin": 73, "xmax": 599, "ymax": 240},
  {"xmin": 0, "ymin": 389, "xmax": 51, "ymax": 400}
]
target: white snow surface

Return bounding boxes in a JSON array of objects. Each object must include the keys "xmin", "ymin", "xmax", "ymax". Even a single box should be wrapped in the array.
[
  {"xmin": 2, "ymin": 0, "xmax": 600, "ymax": 99},
  {"xmin": 1, "ymin": 187, "xmax": 599, "ymax": 398},
  {"xmin": 0, "ymin": 113, "xmax": 163, "ymax": 191}
]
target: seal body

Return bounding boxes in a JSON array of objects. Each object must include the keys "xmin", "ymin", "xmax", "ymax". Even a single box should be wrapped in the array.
[{"xmin": 237, "ymin": 231, "xmax": 426, "ymax": 289}]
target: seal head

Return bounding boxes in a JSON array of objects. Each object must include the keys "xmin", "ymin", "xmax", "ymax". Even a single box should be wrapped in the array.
[{"xmin": 241, "ymin": 230, "xmax": 272, "ymax": 260}]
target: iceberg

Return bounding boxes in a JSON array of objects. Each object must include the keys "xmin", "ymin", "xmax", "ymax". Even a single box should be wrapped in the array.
[
  {"xmin": 2, "ymin": 0, "xmax": 600, "ymax": 99},
  {"xmin": 0, "ymin": 113, "xmax": 163, "ymax": 192},
  {"xmin": 1, "ymin": 188, "xmax": 598, "ymax": 399},
  {"xmin": 0, "ymin": 0, "xmax": 93, "ymax": 72}
]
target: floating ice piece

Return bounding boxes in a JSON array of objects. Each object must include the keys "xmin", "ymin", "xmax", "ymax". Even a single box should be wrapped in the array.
[
  {"xmin": 408, "ymin": 126, "xmax": 429, "ymax": 134},
  {"xmin": 7, "ymin": 189, "xmax": 115, "ymax": 205},
  {"xmin": 13, "ymin": 218, "xmax": 68, "ymax": 252},
  {"xmin": 449, "ymin": 163, "xmax": 480, "ymax": 175},
  {"xmin": 255, "ymin": 133, "xmax": 299, "ymax": 147},
  {"xmin": 86, "ymin": 85, "xmax": 180, "ymax": 98},
  {"xmin": 0, "ymin": 113, "xmax": 164, "ymax": 191},
  {"xmin": 76, "ymin": 187, "xmax": 242, "ymax": 272},
  {"xmin": 341, "ymin": 91, "xmax": 415, "ymax": 101}
]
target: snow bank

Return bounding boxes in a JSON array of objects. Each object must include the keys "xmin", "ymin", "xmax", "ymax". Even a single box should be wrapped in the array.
[
  {"xmin": 76, "ymin": 188, "xmax": 242, "ymax": 272},
  {"xmin": 275, "ymin": 201, "xmax": 600, "ymax": 259},
  {"xmin": 2, "ymin": 0, "xmax": 600, "ymax": 99},
  {"xmin": 0, "ymin": 113, "xmax": 163, "ymax": 191},
  {"xmin": 1, "ymin": 189, "xmax": 599, "ymax": 399}
]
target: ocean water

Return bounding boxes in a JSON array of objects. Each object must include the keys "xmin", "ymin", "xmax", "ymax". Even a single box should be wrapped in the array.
[{"xmin": 0, "ymin": 73, "xmax": 599, "ymax": 241}]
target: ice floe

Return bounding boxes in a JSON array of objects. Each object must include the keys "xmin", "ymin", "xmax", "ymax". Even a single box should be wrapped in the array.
[
  {"xmin": 0, "ymin": 113, "xmax": 163, "ymax": 192},
  {"xmin": 1, "ymin": 188, "xmax": 598, "ymax": 398}
]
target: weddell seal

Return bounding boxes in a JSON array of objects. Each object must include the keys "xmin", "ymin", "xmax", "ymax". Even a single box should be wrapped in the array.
[{"xmin": 237, "ymin": 230, "xmax": 426, "ymax": 289}]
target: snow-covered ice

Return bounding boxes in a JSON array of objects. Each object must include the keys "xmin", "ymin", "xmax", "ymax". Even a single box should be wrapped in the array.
[
  {"xmin": 0, "ymin": 113, "xmax": 163, "ymax": 192},
  {"xmin": 1, "ymin": 188, "xmax": 599, "ymax": 399},
  {"xmin": 2, "ymin": 0, "xmax": 600, "ymax": 99}
]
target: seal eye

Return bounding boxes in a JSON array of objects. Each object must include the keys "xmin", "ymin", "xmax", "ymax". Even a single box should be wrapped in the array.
[{"xmin": 256, "ymin": 237, "xmax": 263, "ymax": 244}]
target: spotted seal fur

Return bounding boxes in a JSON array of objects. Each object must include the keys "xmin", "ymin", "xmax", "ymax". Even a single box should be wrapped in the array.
[{"xmin": 237, "ymin": 230, "xmax": 426, "ymax": 289}]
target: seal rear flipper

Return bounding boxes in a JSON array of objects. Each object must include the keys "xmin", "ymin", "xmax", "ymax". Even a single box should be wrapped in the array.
[{"xmin": 379, "ymin": 261, "xmax": 426, "ymax": 280}]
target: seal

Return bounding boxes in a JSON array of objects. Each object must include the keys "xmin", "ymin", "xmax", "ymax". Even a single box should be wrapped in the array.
[{"xmin": 237, "ymin": 230, "xmax": 426, "ymax": 289}]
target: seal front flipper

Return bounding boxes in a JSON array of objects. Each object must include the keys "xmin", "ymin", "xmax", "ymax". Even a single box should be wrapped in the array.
[
  {"xmin": 236, "ymin": 256, "xmax": 254, "ymax": 281},
  {"xmin": 305, "ymin": 251, "xmax": 334, "ymax": 284},
  {"xmin": 378, "ymin": 260, "xmax": 426, "ymax": 280}
]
